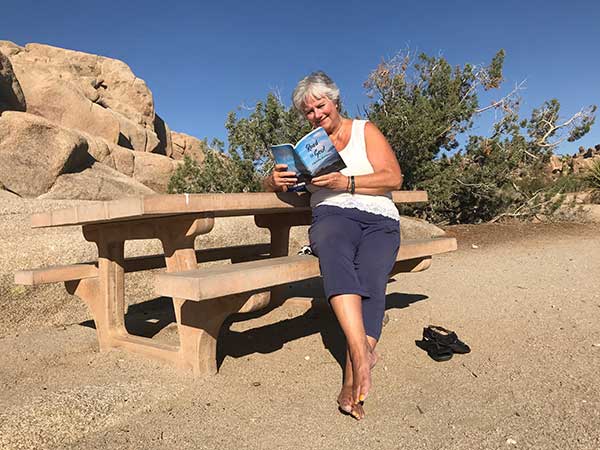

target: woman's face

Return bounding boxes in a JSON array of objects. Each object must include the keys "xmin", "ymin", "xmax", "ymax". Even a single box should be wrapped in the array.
[{"xmin": 302, "ymin": 95, "xmax": 340, "ymax": 132}]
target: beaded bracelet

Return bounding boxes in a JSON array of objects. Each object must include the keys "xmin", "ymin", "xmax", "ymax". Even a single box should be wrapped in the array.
[{"xmin": 350, "ymin": 175, "xmax": 355, "ymax": 194}]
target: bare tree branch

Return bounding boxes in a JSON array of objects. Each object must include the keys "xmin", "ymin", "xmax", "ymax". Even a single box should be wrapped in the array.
[
  {"xmin": 489, "ymin": 191, "xmax": 554, "ymax": 223},
  {"xmin": 475, "ymin": 80, "xmax": 527, "ymax": 114},
  {"xmin": 454, "ymin": 178, "xmax": 496, "ymax": 190},
  {"xmin": 535, "ymin": 106, "xmax": 594, "ymax": 148}
]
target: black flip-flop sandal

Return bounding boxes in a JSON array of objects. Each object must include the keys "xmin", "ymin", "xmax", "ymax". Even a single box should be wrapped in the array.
[
  {"xmin": 416, "ymin": 338, "xmax": 453, "ymax": 362},
  {"xmin": 423, "ymin": 325, "xmax": 471, "ymax": 354}
]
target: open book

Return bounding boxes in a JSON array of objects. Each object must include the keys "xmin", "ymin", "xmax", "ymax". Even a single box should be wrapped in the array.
[{"xmin": 270, "ymin": 127, "xmax": 346, "ymax": 192}]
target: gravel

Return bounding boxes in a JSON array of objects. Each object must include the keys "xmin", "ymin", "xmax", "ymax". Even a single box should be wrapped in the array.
[{"xmin": 1, "ymin": 197, "xmax": 599, "ymax": 449}]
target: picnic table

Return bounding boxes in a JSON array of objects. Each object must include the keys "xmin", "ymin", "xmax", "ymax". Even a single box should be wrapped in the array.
[{"xmin": 15, "ymin": 191, "xmax": 456, "ymax": 377}]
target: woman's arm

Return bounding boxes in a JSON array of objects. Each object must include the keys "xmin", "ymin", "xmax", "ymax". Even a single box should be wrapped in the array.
[{"xmin": 311, "ymin": 122, "xmax": 403, "ymax": 194}]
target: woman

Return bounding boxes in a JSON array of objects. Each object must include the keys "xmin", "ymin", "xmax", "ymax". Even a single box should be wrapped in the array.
[{"xmin": 263, "ymin": 71, "xmax": 403, "ymax": 420}]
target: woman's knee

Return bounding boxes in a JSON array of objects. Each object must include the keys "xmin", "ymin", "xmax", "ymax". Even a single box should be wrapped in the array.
[{"xmin": 309, "ymin": 220, "xmax": 357, "ymax": 257}]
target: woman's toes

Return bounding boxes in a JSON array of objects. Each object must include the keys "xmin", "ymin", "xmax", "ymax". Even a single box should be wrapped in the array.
[
  {"xmin": 337, "ymin": 386, "xmax": 354, "ymax": 413},
  {"xmin": 339, "ymin": 403, "xmax": 353, "ymax": 413},
  {"xmin": 351, "ymin": 403, "xmax": 365, "ymax": 420},
  {"xmin": 352, "ymin": 365, "xmax": 372, "ymax": 404}
]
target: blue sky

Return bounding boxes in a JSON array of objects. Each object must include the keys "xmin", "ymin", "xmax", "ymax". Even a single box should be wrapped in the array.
[{"xmin": 3, "ymin": 0, "xmax": 599, "ymax": 155}]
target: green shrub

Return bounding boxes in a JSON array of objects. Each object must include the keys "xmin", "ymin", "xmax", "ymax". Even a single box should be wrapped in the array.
[
  {"xmin": 168, "ymin": 152, "xmax": 261, "ymax": 194},
  {"xmin": 545, "ymin": 172, "xmax": 589, "ymax": 195},
  {"xmin": 585, "ymin": 159, "xmax": 600, "ymax": 190},
  {"xmin": 584, "ymin": 159, "xmax": 600, "ymax": 204}
]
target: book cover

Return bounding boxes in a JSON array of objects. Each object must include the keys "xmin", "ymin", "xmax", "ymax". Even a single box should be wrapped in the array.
[{"xmin": 270, "ymin": 127, "xmax": 346, "ymax": 191}]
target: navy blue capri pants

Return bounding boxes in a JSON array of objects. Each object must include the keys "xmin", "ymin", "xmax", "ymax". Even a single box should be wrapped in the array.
[{"xmin": 309, "ymin": 205, "xmax": 400, "ymax": 341}]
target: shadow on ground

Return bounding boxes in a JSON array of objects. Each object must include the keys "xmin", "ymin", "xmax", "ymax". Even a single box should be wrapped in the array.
[
  {"xmin": 80, "ymin": 290, "xmax": 428, "ymax": 372},
  {"xmin": 218, "ymin": 291, "xmax": 428, "ymax": 370}
]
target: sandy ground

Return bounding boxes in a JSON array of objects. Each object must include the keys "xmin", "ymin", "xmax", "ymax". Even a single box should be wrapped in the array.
[{"xmin": 0, "ymin": 195, "xmax": 599, "ymax": 450}]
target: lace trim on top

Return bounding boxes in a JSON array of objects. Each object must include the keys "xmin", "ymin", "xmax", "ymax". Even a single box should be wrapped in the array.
[{"xmin": 315, "ymin": 193, "xmax": 400, "ymax": 221}]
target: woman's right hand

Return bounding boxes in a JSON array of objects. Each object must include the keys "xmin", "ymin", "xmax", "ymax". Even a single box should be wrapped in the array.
[{"xmin": 267, "ymin": 164, "xmax": 298, "ymax": 192}]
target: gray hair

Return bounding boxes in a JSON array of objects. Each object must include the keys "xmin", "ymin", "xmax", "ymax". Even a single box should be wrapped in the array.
[{"xmin": 292, "ymin": 71, "xmax": 341, "ymax": 112}]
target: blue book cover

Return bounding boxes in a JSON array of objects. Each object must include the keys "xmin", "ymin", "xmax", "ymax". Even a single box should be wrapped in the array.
[{"xmin": 270, "ymin": 127, "xmax": 346, "ymax": 191}]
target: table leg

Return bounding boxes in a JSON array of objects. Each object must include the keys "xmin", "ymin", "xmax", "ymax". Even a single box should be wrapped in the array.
[
  {"xmin": 76, "ymin": 216, "xmax": 211, "ymax": 371},
  {"xmin": 159, "ymin": 225, "xmax": 270, "ymax": 376},
  {"xmin": 255, "ymin": 212, "xmax": 312, "ymax": 306},
  {"xmin": 75, "ymin": 214, "xmax": 278, "ymax": 376},
  {"xmin": 64, "ymin": 238, "xmax": 127, "ymax": 350},
  {"xmin": 255, "ymin": 211, "xmax": 311, "ymax": 257}
]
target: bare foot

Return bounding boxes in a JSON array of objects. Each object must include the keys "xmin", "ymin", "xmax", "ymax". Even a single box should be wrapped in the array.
[
  {"xmin": 338, "ymin": 344, "xmax": 379, "ymax": 419},
  {"xmin": 338, "ymin": 384, "xmax": 366, "ymax": 420}
]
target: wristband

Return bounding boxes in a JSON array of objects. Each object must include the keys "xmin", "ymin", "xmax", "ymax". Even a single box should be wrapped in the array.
[
  {"xmin": 346, "ymin": 176, "xmax": 351, "ymax": 192},
  {"xmin": 350, "ymin": 175, "xmax": 355, "ymax": 195}
]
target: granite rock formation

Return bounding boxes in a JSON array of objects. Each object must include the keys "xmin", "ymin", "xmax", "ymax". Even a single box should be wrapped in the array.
[{"xmin": 0, "ymin": 41, "xmax": 206, "ymax": 199}]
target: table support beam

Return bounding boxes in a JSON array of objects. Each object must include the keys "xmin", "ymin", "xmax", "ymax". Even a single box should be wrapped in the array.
[{"xmin": 71, "ymin": 213, "xmax": 272, "ymax": 376}]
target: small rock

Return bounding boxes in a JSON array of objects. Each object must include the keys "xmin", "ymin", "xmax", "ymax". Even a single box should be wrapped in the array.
[
  {"xmin": 471, "ymin": 244, "xmax": 479, "ymax": 249},
  {"xmin": 592, "ymin": 343, "xmax": 600, "ymax": 348},
  {"xmin": 304, "ymin": 356, "xmax": 310, "ymax": 361},
  {"xmin": 252, "ymin": 382, "xmax": 261, "ymax": 387},
  {"xmin": 506, "ymin": 438, "xmax": 517, "ymax": 445},
  {"xmin": 382, "ymin": 313, "xmax": 390, "ymax": 327}
]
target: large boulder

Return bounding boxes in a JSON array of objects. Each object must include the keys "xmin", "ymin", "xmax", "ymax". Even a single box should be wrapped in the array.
[
  {"xmin": 83, "ymin": 133, "xmax": 135, "ymax": 177},
  {"xmin": 171, "ymin": 131, "xmax": 206, "ymax": 164},
  {"xmin": 572, "ymin": 155, "xmax": 600, "ymax": 173},
  {"xmin": 13, "ymin": 70, "xmax": 120, "ymax": 143},
  {"xmin": 0, "ymin": 41, "xmax": 22, "ymax": 57},
  {"xmin": 153, "ymin": 114, "xmax": 173, "ymax": 156},
  {"xmin": 39, "ymin": 162, "xmax": 155, "ymax": 201},
  {"xmin": 111, "ymin": 145, "xmax": 137, "ymax": 177},
  {"xmin": 83, "ymin": 132, "xmax": 178, "ymax": 192},
  {"xmin": 400, "ymin": 216, "xmax": 446, "ymax": 240},
  {"xmin": 0, "ymin": 41, "xmax": 206, "ymax": 199},
  {"xmin": 7, "ymin": 43, "xmax": 155, "ymax": 127},
  {"xmin": 548, "ymin": 155, "xmax": 563, "ymax": 174},
  {"xmin": 0, "ymin": 112, "xmax": 92, "ymax": 197},
  {"xmin": 3, "ymin": 42, "xmax": 167, "ymax": 154},
  {"xmin": 75, "ymin": 133, "xmax": 176, "ymax": 192},
  {"xmin": 0, "ymin": 50, "xmax": 26, "ymax": 112},
  {"xmin": 113, "ymin": 110, "xmax": 160, "ymax": 153},
  {"xmin": 132, "ymin": 151, "xmax": 180, "ymax": 193},
  {"xmin": 570, "ymin": 145, "xmax": 600, "ymax": 174},
  {"xmin": 0, "ymin": 188, "xmax": 20, "ymax": 199}
]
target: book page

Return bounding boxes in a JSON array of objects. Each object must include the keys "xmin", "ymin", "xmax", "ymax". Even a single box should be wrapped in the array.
[
  {"xmin": 271, "ymin": 144, "xmax": 300, "ymax": 174},
  {"xmin": 270, "ymin": 144, "xmax": 308, "ymax": 191}
]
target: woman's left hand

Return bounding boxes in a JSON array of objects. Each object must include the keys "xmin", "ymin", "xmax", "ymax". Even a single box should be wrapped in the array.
[{"xmin": 310, "ymin": 172, "xmax": 348, "ymax": 191}]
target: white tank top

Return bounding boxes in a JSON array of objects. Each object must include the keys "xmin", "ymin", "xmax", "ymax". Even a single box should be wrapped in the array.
[{"xmin": 308, "ymin": 120, "xmax": 400, "ymax": 221}]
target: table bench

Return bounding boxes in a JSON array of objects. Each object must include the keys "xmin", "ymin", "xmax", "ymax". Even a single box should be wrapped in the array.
[{"xmin": 14, "ymin": 191, "xmax": 456, "ymax": 377}]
